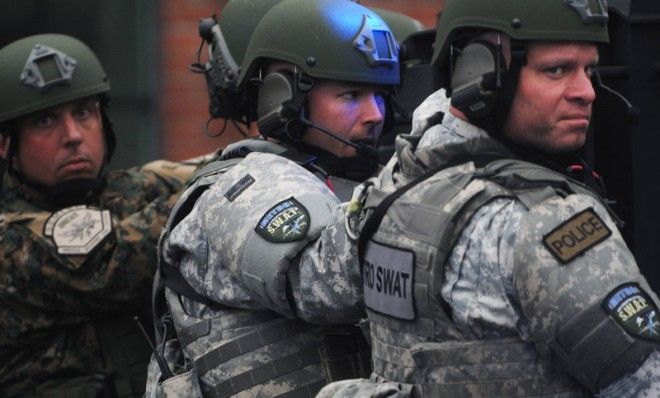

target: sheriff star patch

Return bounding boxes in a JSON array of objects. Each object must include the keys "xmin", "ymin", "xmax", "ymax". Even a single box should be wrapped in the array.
[
  {"xmin": 255, "ymin": 197, "xmax": 310, "ymax": 243},
  {"xmin": 44, "ymin": 205, "xmax": 112, "ymax": 255},
  {"xmin": 542, "ymin": 208, "xmax": 612, "ymax": 264},
  {"xmin": 603, "ymin": 283, "xmax": 660, "ymax": 342}
]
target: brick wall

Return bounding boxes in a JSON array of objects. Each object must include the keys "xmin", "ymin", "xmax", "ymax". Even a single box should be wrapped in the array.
[{"xmin": 160, "ymin": 0, "xmax": 443, "ymax": 160}]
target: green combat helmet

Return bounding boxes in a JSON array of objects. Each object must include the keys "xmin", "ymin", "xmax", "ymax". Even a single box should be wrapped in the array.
[
  {"xmin": 433, "ymin": 0, "xmax": 609, "ymax": 68},
  {"xmin": 371, "ymin": 7, "xmax": 425, "ymax": 44},
  {"xmin": 0, "ymin": 34, "xmax": 115, "ymax": 160},
  {"xmin": 432, "ymin": 0, "xmax": 609, "ymax": 124},
  {"xmin": 368, "ymin": 8, "xmax": 432, "ymax": 163},
  {"xmin": 238, "ymin": 0, "xmax": 400, "ymax": 141}
]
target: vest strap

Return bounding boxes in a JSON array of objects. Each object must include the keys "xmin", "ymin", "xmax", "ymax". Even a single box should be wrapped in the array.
[
  {"xmin": 371, "ymin": 337, "xmax": 584, "ymax": 397},
  {"xmin": 178, "ymin": 310, "xmax": 279, "ymax": 348},
  {"xmin": 204, "ymin": 346, "xmax": 324, "ymax": 398},
  {"xmin": 194, "ymin": 319, "xmax": 317, "ymax": 376},
  {"xmin": 358, "ymin": 154, "xmax": 503, "ymax": 260}
]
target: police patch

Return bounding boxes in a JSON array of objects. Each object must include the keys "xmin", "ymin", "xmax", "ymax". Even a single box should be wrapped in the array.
[
  {"xmin": 363, "ymin": 240, "xmax": 415, "ymax": 321},
  {"xmin": 255, "ymin": 197, "xmax": 310, "ymax": 243},
  {"xmin": 603, "ymin": 283, "xmax": 660, "ymax": 342},
  {"xmin": 44, "ymin": 205, "xmax": 112, "ymax": 255},
  {"xmin": 542, "ymin": 208, "xmax": 611, "ymax": 264}
]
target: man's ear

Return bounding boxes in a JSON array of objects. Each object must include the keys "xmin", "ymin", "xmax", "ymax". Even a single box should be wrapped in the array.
[{"xmin": 0, "ymin": 135, "xmax": 10, "ymax": 159}]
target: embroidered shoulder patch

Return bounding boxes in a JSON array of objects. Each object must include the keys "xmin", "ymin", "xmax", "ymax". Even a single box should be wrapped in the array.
[
  {"xmin": 225, "ymin": 174, "xmax": 255, "ymax": 202},
  {"xmin": 362, "ymin": 240, "xmax": 415, "ymax": 321},
  {"xmin": 44, "ymin": 205, "xmax": 113, "ymax": 255},
  {"xmin": 542, "ymin": 207, "xmax": 612, "ymax": 264},
  {"xmin": 255, "ymin": 197, "xmax": 310, "ymax": 243},
  {"xmin": 603, "ymin": 283, "xmax": 660, "ymax": 342}
]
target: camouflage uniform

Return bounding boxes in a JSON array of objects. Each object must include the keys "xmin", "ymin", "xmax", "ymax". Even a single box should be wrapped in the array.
[
  {"xmin": 148, "ymin": 0, "xmax": 404, "ymax": 394},
  {"xmin": 149, "ymin": 141, "xmax": 371, "ymax": 397},
  {"xmin": 319, "ymin": 89, "xmax": 660, "ymax": 397},
  {"xmin": 0, "ymin": 159, "xmax": 195, "ymax": 397}
]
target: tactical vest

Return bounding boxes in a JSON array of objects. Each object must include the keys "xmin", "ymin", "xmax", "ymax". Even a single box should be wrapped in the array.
[
  {"xmin": 359, "ymin": 151, "xmax": 613, "ymax": 397},
  {"xmin": 154, "ymin": 144, "xmax": 371, "ymax": 397}
]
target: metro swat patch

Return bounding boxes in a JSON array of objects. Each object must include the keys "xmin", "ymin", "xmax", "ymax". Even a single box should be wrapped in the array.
[
  {"xmin": 44, "ymin": 205, "xmax": 112, "ymax": 255},
  {"xmin": 603, "ymin": 283, "xmax": 660, "ymax": 342},
  {"xmin": 542, "ymin": 208, "xmax": 611, "ymax": 264},
  {"xmin": 362, "ymin": 240, "xmax": 415, "ymax": 321},
  {"xmin": 255, "ymin": 197, "xmax": 310, "ymax": 243}
]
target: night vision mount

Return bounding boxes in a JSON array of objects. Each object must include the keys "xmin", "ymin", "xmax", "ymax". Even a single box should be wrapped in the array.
[{"xmin": 191, "ymin": 15, "xmax": 254, "ymax": 124}]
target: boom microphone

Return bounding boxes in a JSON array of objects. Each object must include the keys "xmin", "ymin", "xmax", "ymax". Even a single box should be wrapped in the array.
[{"xmin": 296, "ymin": 117, "xmax": 379, "ymax": 158}]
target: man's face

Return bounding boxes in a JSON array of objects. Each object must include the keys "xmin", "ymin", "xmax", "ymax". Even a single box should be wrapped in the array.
[
  {"xmin": 12, "ymin": 97, "xmax": 105, "ymax": 186},
  {"xmin": 504, "ymin": 42, "xmax": 599, "ymax": 153},
  {"xmin": 303, "ymin": 80, "xmax": 387, "ymax": 157}
]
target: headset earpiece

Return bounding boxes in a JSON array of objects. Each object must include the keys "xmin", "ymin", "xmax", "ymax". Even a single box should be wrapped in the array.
[
  {"xmin": 257, "ymin": 70, "xmax": 313, "ymax": 140},
  {"xmin": 257, "ymin": 70, "xmax": 295, "ymax": 139},
  {"xmin": 450, "ymin": 40, "xmax": 504, "ymax": 119}
]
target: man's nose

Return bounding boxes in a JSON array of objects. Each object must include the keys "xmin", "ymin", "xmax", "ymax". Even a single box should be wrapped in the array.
[
  {"xmin": 61, "ymin": 113, "xmax": 83, "ymax": 144},
  {"xmin": 567, "ymin": 69, "xmax": 596, "ymax": 105},
  {"xmin": 360, "ymin": 93, "xmax": 385, "ymax": 125}
]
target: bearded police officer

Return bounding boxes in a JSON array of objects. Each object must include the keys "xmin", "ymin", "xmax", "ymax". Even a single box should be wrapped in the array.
[
  {"xmin": 148, "ymin": 0, "xmax": 401, "ymax": 396},
  {"xmin": 0, "ymin": 34, "xmax": 196, "ymax": 397},
  {"xmin": 318, "ymin": 0, "xmax": 660, "ymax": 397}
]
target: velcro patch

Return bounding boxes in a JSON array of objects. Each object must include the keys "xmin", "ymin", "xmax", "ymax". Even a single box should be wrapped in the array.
[
  {"xmin": 225, "ymin": 174, "xmax": 255, "ymax": 202},
  {"xmin": 362, "ymin": 240, "xmax": 415, "ymax": 321},
  {"xmin": 542, "ymin": 208, "xmax": 611, "ymax": 264},
  {"xmin": 603, "ymin": 283, "xmax": 660, "ymax": 342},
  {"xmin": 44, "ymin": 205, "xmax": 112, "ymax": 255},
  {"xmin": 255, "ymin": 197, "xmax": 310, "ymax": 243}
]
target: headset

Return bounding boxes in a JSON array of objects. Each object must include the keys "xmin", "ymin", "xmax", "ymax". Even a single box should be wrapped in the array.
[
  {"xmin": 256, "ymin": 68, "xmax": 313, "ymax": 140},
  {"xmin": 255, "ymin": 68, "xmax": 381, "ymax": 158},
  {"xmin": 449, "ymin": 38, "xmax": 505, "ymax": 120}
]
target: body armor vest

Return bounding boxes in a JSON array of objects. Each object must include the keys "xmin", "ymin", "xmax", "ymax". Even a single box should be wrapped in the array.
[
  {"xmin": 359, "ymin": 137, "xmax": 611, "ymax": 397},
  {"xmin": 154, "ymin": 142, "xmax": 371, "ymax": 397}
]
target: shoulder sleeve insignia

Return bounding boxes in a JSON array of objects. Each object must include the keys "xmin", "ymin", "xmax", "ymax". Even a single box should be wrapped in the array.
[
  {"xmin": 255, "ymin": 197, "xmax": 310, "ymax": 243},
  {"xmin": 44, "ymin": 205, "xmax": 113, "ymax": 255},
  {"xmin": 542, "ymin": 207, "xmax": 612, "ymax": 264},
  {"xmin": 603, "ymin": 283, "xmax": 660, "ymax": 342}
]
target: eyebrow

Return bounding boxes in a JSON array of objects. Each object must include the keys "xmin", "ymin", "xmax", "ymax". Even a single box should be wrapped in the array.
[{"xmin": 534, "ymin": 56, "xmax": 599, "ymax": 68}]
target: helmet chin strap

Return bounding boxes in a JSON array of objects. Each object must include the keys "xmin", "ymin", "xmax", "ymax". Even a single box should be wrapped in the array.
[
  {"xmin": 9, "ymin": 156, "xmax": 108, "ymax": 208},
  {"xmin": 0, "ymin": 157, "xmax": 6, "ymax": 192},
  {"xmin": 12, "ymin": 171, "xmax": 106, "ymax": 208},
  {"xmin": 39, "ymin": 177, "xmax": 106, "ymax": 207}
]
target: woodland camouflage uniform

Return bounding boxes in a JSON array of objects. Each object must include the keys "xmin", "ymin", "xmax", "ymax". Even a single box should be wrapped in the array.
[{"xmin": 0, "ymin": 33, "xmax": 197, "ymax": 397}]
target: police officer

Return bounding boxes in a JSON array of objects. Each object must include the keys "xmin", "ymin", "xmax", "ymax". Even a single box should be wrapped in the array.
[
  {"xmin": 0, "ymin": 34, "xmax": 195, "ymax": 397},
  {"xmin": 319, "ymin": 0, "xmax": 660, "ymax": 396},
  {"xmin": 149, "ymin": 0, "xmax": 401, "ymax": 396}
]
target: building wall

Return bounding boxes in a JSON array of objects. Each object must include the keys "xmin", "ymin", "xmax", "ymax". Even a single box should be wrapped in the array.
[{"xmin": 160, "ymin": 0, "xmax": 443, "ymax": 161}]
